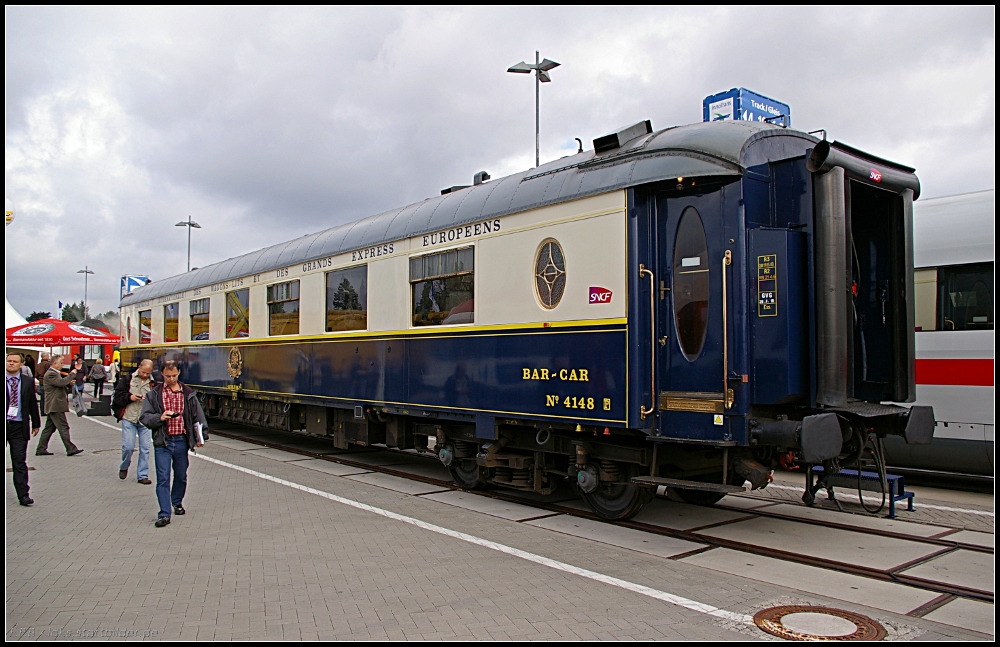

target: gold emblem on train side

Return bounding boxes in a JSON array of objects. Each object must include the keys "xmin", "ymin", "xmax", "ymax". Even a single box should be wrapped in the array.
[{"xmin": 228, "ymin": 346, "xmax": 243, "ymax": 378}]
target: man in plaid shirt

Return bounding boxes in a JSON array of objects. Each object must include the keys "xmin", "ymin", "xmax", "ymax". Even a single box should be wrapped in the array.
[{"xmin": 139, "ymin": 360, "xmax": 209, "ymax": 528}]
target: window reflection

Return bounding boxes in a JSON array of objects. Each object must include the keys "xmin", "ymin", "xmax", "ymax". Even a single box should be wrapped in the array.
[
  {"xmin": 411, "ymin": 247, "xmax": 474, "ymax": 326},
  {"xmin": 190, "ymin": 297, "xmax": 210, "ymax": 340},
  {"xmin": 226, "ymin": 289, "xmax": 250, "ymax": 338},
  {"xmin": 139, "ymin": 310, "xmax": 152, "ymax": 345},
  {"xmin": 163, "ymin": 303, "xmax": 179, "ymax": 343},
  {"xmin": 326, "ymin": 265, "xmax": 367, "ymax": 332},
  {"xmin": 267, "ymin": 281, "xmax": 300, "ymax": 336}
]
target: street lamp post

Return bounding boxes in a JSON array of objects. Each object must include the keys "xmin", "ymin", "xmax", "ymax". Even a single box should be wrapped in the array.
[
  {"xmin": 175, "ymin": 215, "xmax": 202, "ymax": 273},
  {"xmin": 77, "ymin": 267, "xmax": 95, "ymax": 319},
  {"xmin": 507, "ymin": 51, "xmax": 560, "ymax": 168}
]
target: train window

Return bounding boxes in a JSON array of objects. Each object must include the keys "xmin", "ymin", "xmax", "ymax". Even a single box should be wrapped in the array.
[
  {"xmin": 139, "ymin": 310, "xmax": 152, "ymax": 344},
  {"xmin": 226, "ymin": 289, "xmax": 250, "ymax": 338},
  {"xmin": 410, "ymin": 247, "xmax": 474, "ymax": 326},
  {"xmin": 913, "ymin": 268, "xmax": 937, "ymax": 331},
  {"xmin": 83, "ymin": 345, "xmax": 102, "ymax": 360},
  {"xmin": 673, "ymin": 207, "xmax": 709, "ymax": 361},
  {"xmin": 937, "ymin": 262, "xmax": 993, "ymax": 331},
  {"xmin": 534, "ymin": 239, "xmax": 566, "ymax": 309},
  {"xmin": 326, "ymin": 265, "xmax": 367, "ymax": 332},
  {"xmin": 190, "ymin": 298, "xmax": 210, "ymax": 340},
  {"xmin": 267, "ymin": 280, "xmax": 300, "ymax": 335},
  {"xmin": 163, "ymin": 303, "xmax": 179, "ymax": 343}
]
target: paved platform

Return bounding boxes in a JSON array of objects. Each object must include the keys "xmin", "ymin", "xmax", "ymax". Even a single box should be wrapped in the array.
[
  {"xmin": 731, "ymin": 469, "xmax": 994, "ymax": 534},
  {"xmin": 5, "ymin": 415, "xmax": 994, "ymax": 640}
]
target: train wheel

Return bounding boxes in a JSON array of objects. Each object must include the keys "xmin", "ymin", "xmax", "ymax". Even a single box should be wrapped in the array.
[
  {"xmin": 449, "ymin": 460, "xmax": 484, "ymax": 490},
  {"xmin": 581, "ymin": 464, "xmax": 652, "ymax": 521}
]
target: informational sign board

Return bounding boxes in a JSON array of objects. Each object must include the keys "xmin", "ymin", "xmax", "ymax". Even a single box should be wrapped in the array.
[
  {"xmin": 757, "ymin": 254, "xmax": 777, "ymax": 317},
  {"xmin": 121, "ymin": 275, "xmax": 150, "ymax": 300},
  {"xmin": 703, "ymin": 88, "xmax": 790, "ymax": 127}
]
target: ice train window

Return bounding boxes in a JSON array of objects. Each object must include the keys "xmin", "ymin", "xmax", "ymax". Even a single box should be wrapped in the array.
[
  {"xmin": 672, "ymin": 207, "xmax": 709, "ymax": 361},
  {"xmin": 534, "ymin": 239, "xmax": 566, "ymax": 310},
  {"xmin": 937, "ymin": 262, "xmax": 994, "ymax": 331},
  {"xmin": 410, "ymin": 247, "xmax": 474, "ymax": 326}
]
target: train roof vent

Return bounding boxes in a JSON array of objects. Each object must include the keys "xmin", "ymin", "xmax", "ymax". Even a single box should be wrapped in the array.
[
  {"xmin": 593, "ymin": 120, "xmax": 653, "ymax": 154},
  {"xmin": 441, "ymin": 185, "xmax": 470, "ymax": 195}
]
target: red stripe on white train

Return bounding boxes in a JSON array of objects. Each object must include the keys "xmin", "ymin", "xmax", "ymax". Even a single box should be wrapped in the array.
[{"xmin": 915, "ymin": 358, "xmax": 995, "ymax": 386}]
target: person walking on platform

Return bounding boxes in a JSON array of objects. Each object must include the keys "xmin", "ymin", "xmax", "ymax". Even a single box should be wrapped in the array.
[
  {"xmin": 87, "ymin": 358, "xmax": 107, "ymax": 398},
  {"xmin": 71, "ymin": 358, "xmax": 87, "ymax": 416},
  {"xmin": 6, "ymin": 353, "xmax": 41, "ymax": 506},
  {"xmin": 105, "ymin": 355, "xmax": 117, "ymax": 389},
  {"xmin": 37, "ymin": 355, "xmax": 84, "ymax": 457},
  {"xmin": 35, "ymin": 353, "xmax": 51, "ymax": 413},
  {"xmin": 139, "ymin": 361, "xmax": 208, "ymax": 527},
  {"xmin": 112, "ymin": 359, "xmax": 154, "ymax": 484}
]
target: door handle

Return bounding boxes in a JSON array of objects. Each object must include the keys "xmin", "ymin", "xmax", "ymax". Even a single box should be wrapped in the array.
[
  {"xmin": 722, "ymin": 250, "xmax": 734, "ymax": 410},
  {"xmin": 639, "ymin": 264, "xmax": 656, "ymax": 419}
]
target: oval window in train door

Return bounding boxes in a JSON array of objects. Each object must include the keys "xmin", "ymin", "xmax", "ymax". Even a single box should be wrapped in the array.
[{"xmin": 673, "ymin": 207, "xmax": 710, "ymax": 361}]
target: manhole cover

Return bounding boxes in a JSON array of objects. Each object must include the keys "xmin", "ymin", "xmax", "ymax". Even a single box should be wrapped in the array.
[{"xmin": 754, "ymin": 605, "xmax": 886, "ymax": 641}]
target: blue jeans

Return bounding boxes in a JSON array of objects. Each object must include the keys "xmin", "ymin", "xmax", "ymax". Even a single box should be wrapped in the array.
[
  {"xmin": 120, "ymin": 419, "xmax": 152, "ymax": 480},
  {"xmin": 154, "ymin": 435, "xmax": 189, "ymax": 519}
]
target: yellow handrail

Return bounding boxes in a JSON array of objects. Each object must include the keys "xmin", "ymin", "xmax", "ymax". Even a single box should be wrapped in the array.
[{"xmin": 639, "ymin": 264, "xmax": 656, "ymax": 419}]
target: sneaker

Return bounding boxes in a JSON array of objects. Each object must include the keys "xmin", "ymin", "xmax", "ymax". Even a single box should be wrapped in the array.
[
  {"xmin": 137, "ymin": 478, "xmax": 152, "ymax": 485},
  {"xmin": 119, "ymin": 469, "xmax": 128, "ymax": 480},
  {"xmin": 154, "ymin": 517, "xmax": 170, "ymax": 528}
]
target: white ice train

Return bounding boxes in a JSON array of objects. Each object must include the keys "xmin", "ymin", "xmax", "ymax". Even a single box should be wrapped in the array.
[{"xmin": 882, "ymin": 189, "xmax": 995, "ymax": 477}]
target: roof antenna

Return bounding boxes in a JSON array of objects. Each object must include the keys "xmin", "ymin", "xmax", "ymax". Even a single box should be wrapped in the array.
[{"xmin": 574, "ymin": 138, "xmax": 583, "ymax": 154}]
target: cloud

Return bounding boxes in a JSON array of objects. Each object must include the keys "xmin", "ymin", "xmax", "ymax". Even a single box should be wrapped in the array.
[{"xmin": 4, "ymin": 6, "xmax": 995, "ymax": 317}]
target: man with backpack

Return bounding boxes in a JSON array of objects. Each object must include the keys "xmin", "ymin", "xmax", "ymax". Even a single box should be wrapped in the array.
[{"xmin": 112, "ymin": 359, "xmax": 155, "ymax": 484}]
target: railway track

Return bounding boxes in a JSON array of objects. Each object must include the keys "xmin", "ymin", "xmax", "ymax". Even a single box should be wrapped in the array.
[{"xmin": 211, "ymin": 423, "xmax": 994, "ymax": 610}]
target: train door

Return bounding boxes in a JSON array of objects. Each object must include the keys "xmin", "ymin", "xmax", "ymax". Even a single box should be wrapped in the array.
[{"xmin": 655, "ymin": 189, "xmax": 729, "ymax": 435}]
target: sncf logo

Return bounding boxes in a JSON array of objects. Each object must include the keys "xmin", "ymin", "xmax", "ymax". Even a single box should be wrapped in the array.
[
  {"xmin": 589, "ymin": 287, "xmax": 613, "ymax": 304},
  {"xmin": 869, "ymin": 168, "xmax": 882, "ymax": 182}
]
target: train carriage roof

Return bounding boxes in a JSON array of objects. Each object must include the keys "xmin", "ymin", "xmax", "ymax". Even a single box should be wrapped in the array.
[
  {"xmin": 913, "ymin": 189, "xmax": 995, "ymax": 268},
  {"xmin": 122, "ymin": 120, "xmax": 815, "ymax": 306}
]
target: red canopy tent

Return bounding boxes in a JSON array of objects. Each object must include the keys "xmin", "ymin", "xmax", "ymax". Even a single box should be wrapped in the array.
[{"xmin": 6, "ymin": 318, "xmax": 121, "ymax": 347}]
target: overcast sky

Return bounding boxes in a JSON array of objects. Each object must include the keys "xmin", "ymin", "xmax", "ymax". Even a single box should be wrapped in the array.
[{"xmin": 5, "ymin": 6, "xmax": 995, "ymax": 319}]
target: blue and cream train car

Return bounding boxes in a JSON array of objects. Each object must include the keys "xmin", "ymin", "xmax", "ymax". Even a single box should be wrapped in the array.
[{"xmin": 119, "ymin": 120, "xmax": 934, "ymax": 519}]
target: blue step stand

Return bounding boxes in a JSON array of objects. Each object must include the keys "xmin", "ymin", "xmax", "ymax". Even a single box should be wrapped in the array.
[{"xmin": 805, "ymin": 466, "xmax": 914, "ymax": 519}]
